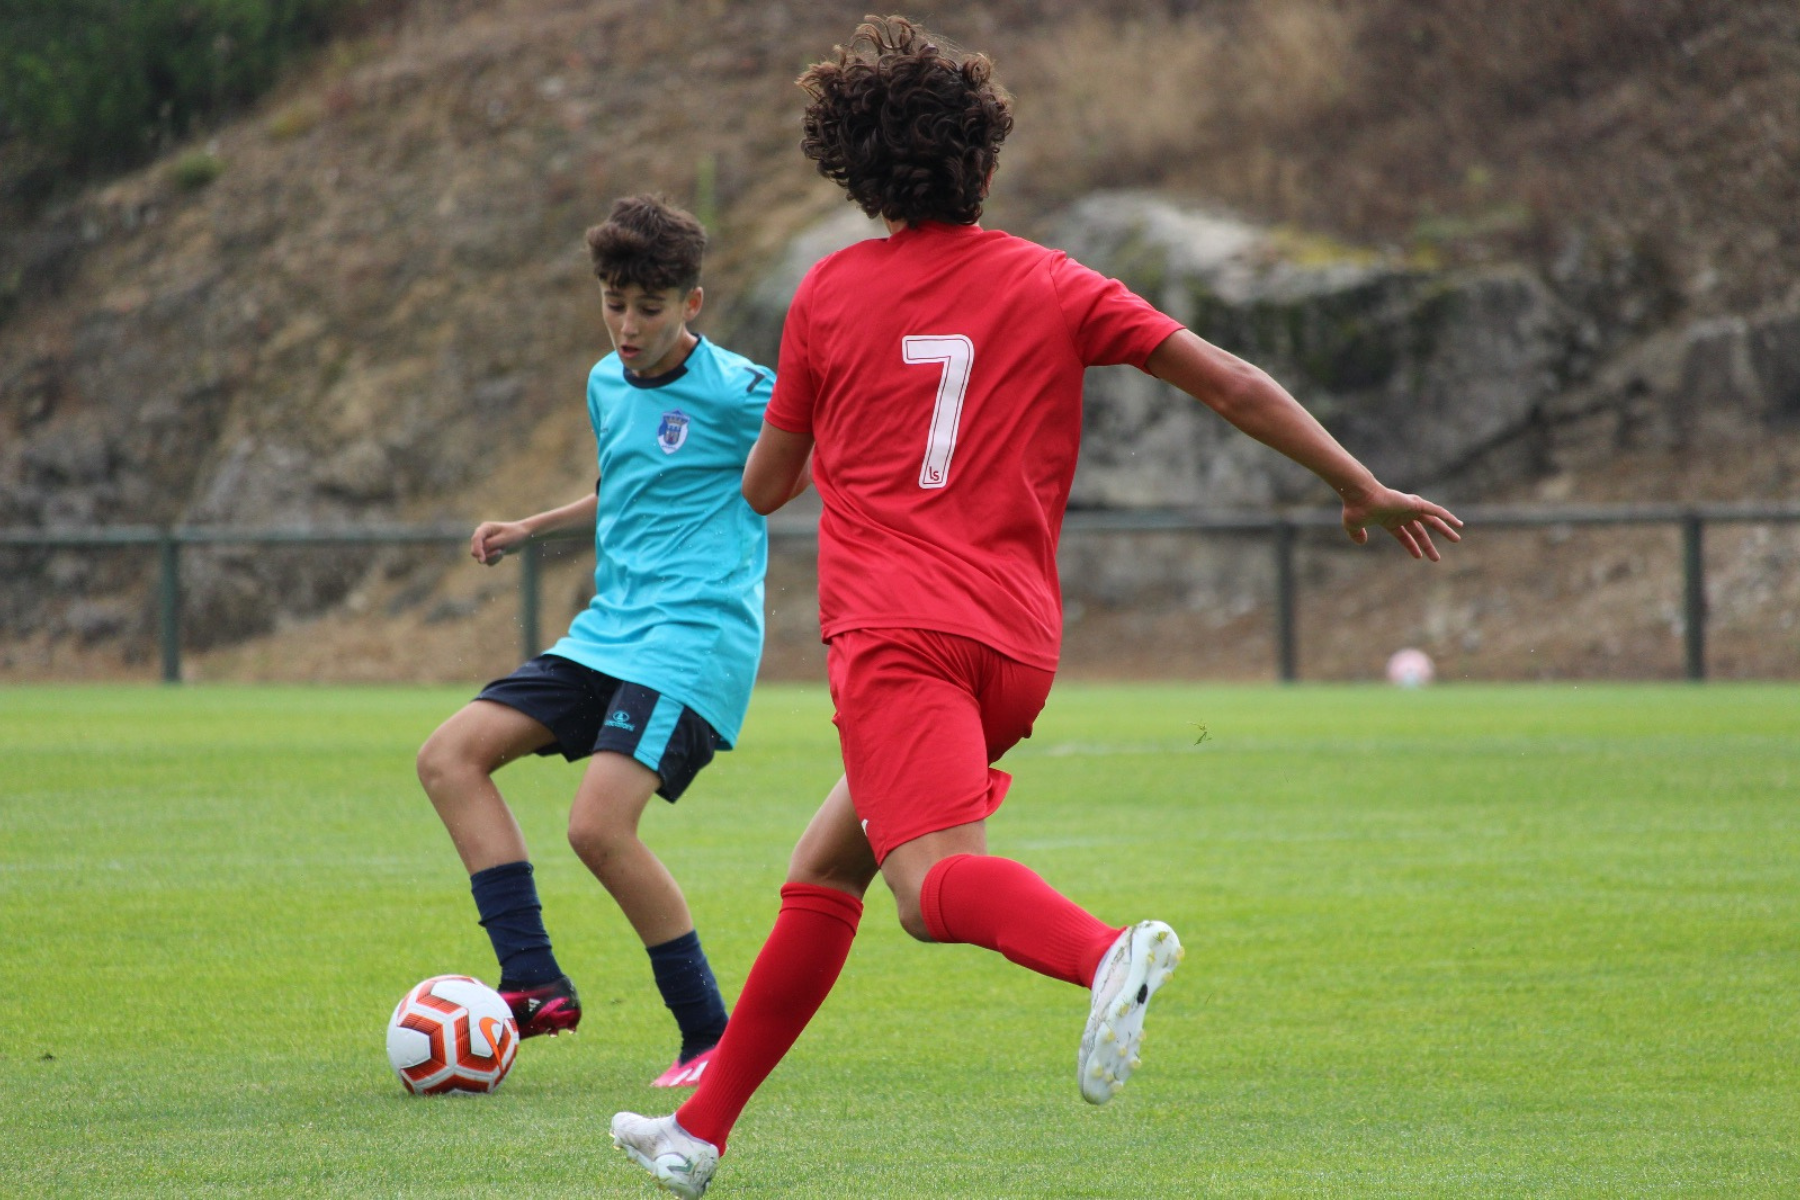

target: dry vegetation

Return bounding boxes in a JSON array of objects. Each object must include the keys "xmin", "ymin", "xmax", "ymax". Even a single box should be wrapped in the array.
[
  {"xmin": 3, "ymin": 0, "xmax": 1797, "ymax": 683},
  {"xmin": 999, "ymin": 0, "xmax": 1798, "ymax": 318}
]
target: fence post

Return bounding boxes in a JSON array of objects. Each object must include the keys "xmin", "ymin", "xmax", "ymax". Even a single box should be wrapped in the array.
[
  {"xmin": 519, "ymin": 539, "xmax": 541, "ymax": 661},
  {"xmin": 1274, "ymin": 519, "xmax": 1297, "ymax": 683},
  {"xmin": 158, "ymin": 533, "xmax": 182, "ymax": 684},
  {"xmin": 1683, "ymin": 513, "xmax": 1706, "ymax": 681}
]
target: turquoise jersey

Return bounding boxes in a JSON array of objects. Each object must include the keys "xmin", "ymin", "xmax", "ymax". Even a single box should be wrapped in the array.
[{"xmin": 546, "ymin": 337, "xmax": 773, "ymax": 748}]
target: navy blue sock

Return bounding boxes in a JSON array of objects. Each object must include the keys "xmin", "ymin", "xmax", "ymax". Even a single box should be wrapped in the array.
[
  {"xmin": 647, "ymin": 930, "xmax": 729, "ymax": 1062},
  {"xmin": 469, "ymin": 861, "xmax": 563, "ymax": 989}
]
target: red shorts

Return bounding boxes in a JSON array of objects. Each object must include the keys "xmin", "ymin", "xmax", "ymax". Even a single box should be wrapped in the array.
[{"xmin": 826, "ymin": 627, "xmax": 1056, "ymax": 863}]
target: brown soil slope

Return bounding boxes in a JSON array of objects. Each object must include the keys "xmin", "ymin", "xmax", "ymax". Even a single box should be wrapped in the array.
[{"xmin": 1, "ymin": 0, "xmax": 1796, "ymax": 682}]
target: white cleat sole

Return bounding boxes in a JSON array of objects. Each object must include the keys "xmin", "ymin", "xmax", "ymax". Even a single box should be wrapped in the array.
[{"xmin": 1078, "ymin": 920, "xmax": 1182, "ymax": 1105}]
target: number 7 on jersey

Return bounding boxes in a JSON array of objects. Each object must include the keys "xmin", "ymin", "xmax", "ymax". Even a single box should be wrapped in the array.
[{"xmin": 903, "ymin": 335, "xmax": 974, "ymax": 490}]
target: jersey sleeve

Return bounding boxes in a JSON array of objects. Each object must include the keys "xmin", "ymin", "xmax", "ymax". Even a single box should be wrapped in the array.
[
  {"xmin": 586, "ymin": 362, "xmax": 607, "ymax": 432},
  {"xmin": 586, "ymin": 361, "xmax": 609, "ymax": 476},
  {"xmin": 736, "ymin": 360, "xmax": 776, "ymax": 455},
  {"xmin": 764, "ymin": 268, "xmax": 819, "ymax": 435},
  {"xmin": 1047, "ymin": 254, "xmax": 1185, "ymax": 370}
]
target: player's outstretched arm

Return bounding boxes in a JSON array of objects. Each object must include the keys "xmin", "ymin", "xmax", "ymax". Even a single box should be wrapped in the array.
[
  {"xmin": 470, "ymin": 492, "xmax": 600, "ymax": 566},
  {"xmin": 1144, "ymin": 329, "xmax": 1463, "ymax": 561},
  {"xmin": 743, "ymin": 422, "xmax": 815, "ymax": 516}
]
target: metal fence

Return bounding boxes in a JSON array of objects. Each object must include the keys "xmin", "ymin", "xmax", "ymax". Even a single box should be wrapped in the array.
[{"xmin": 4, "ymin": 501, "xmax": 1799, "ymax": 684}]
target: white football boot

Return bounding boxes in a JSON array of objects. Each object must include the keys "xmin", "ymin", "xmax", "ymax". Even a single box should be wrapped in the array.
[
  {"xmin": 610, "ymin": 1111, "xmax": 719, "ymax": 1199},
  {"xmin": 1078, "ymin": 920, "xmax": 1183, "ymax": 1105}
]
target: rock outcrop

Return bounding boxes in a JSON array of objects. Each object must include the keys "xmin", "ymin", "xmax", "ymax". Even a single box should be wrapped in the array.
[
  {"xmin": 743, "ymin": 192, "xmax": 1799, "ymax": 511},
  {"xmin": 1057, "ymin": 194, "xmax": 1584, "ymax": 506}
]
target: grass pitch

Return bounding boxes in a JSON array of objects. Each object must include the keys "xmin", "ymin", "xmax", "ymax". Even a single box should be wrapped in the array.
[{"xmin": 1, "ymin": 682, "xmax": 1795, "ymax": 1197}]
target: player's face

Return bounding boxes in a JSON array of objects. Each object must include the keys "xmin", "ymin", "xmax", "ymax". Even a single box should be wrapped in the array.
[{"xmin": 601, "ymin": 282, "xmax": 702, "ymax": 378}]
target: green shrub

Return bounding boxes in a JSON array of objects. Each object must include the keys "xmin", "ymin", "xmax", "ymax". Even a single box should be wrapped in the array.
[
  {"xmin": 264, "ymin": 99, "xmax": 324, "ymax": 141},
  {"xmin": 0, "ymin": 0, "xmax": 378, "ymax": 180},
  {"xmin": 167, "ymin": 149, "xmax": 225, "ymax": 191}
]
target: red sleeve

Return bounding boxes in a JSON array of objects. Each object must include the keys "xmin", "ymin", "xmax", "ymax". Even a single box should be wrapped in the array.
[
  {"xmin": 765, "ymin": 268, "xmax": 819, "ymax": 435},
  {"xmin": 1047, "ymin": 254, "xmax": 1185, "ymax": 370}
]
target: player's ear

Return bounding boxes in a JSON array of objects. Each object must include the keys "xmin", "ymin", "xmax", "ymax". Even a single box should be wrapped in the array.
[{"xmin": 683, "ymin": 286, "xmax": 704, "ymax": 323}]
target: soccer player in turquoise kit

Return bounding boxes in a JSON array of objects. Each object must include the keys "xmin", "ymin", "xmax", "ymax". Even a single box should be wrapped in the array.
[
  {"xmin": 416, "ymin": 195, "xmax": 778, "ymax": 1088},
  {"xmin": 611, "ymin": 18, "xmax": 1462, "ymax": 1196}
]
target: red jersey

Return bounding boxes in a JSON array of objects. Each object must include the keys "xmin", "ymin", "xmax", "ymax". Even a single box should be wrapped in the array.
[{"xmin": 765, "ymin": 221, "xmax": 1184, "ymax": 669}]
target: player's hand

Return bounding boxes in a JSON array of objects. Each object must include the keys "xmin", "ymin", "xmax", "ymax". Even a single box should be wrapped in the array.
[
  {"xmin": 1341, "ymin": 486, "xmax": 1463, "ymax": 562},
  {"xmin": 470, "ymin": 520, "xmax": 530, "ymax": 566}
]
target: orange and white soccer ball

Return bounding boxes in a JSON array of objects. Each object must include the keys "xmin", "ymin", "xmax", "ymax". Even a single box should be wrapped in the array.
[{"xmin": 386, "ymin": 974, "xmax": 519, "ymax": 1095}]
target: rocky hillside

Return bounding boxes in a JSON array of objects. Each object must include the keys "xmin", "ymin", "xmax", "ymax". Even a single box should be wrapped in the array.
[{"xmin": 2, "ymin": 0, "xmax": 1796, "ymax": 681}]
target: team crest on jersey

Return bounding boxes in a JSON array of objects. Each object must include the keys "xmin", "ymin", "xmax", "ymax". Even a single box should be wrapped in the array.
[{"xmin": 656, "ymin": 409, "xmax": 690, "ymax": 454}]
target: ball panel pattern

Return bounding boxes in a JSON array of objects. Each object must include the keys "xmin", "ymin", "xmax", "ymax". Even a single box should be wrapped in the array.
[{"xmin": 386, "ymin": 974, "xmax": 519, "ymax": 1095}]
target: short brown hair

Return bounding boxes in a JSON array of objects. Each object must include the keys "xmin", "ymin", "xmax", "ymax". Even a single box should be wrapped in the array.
[
  {"xmin": 584, "ymin": 195, "xmax": 707, "ymax": 292},
  {"xmin": 798, "ymin": 16, "xmax": 1013, "ymax": 226}
]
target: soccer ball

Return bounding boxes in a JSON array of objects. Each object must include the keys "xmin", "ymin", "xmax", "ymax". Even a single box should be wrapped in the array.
[
  {"xmin": 386, "ymin": 974, "xmax": 519, "ymax": 1095},
  {"xmin": 1385, "ymin": 647, "xmax": 1436, "ymax": 688}
]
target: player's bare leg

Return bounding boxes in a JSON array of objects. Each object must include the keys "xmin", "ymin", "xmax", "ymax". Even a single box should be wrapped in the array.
[
  {"xmin": 567, "ymin": 752, "xmax": 691, "ymax": 944},
  {"xmin": 570, "ymin": 752, "xmax": 731, "ymax": 1082},
  {"xmin": 877, "ymin": 822, "xmax": 986, "ymax": 941},
  {"xmin": 786, "ymin": 774, "xmax": 880, "ymax": 897},
  {"xmin": 416, "ymin": 699, "xmax": 557, "ymax": 871},
  {"xmin": 417, "ymin": 700, "xmax": 579, "ymax": 1036}
]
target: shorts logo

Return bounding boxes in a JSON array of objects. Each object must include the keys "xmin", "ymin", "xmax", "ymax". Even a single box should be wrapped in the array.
[
  {"xmin": 657, "ymin": 410, "xmax": 690, "ymax": 454},
  {"xmin": 604, "ymin": 709, "xmax": 637, "ymax": 732}
]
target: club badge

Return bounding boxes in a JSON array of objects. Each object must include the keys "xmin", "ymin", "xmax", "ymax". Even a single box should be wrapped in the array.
[{"xmin": 657, "ymin": 409, "xmax": 690, "ymax": 454}]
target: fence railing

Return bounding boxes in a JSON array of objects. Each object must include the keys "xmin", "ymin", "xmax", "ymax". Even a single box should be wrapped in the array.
[{"xmin": 4, "ymin": 502, "xmax": 1799, "ymax": 684}]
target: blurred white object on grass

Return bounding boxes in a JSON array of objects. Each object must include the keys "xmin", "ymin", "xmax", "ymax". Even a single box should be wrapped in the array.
[{"xmin": 1386, "ymin": 647, "xmax": 1435, "ymax": 688}]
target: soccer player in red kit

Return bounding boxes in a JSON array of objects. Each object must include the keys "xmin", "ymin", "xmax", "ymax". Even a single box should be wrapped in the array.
[{"xmin": 612, "ymin": 17, "xmax": 1463, "ymax": 1196}]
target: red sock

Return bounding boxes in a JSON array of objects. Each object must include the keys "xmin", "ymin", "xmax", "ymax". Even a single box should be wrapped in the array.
[
  {"xmin": 676, "ymin": 883, "xmax": 862, "ymax": 1152},
  {"xmin": 919, "ymin": 854, "xmax": 1122, "ymax": 987}
]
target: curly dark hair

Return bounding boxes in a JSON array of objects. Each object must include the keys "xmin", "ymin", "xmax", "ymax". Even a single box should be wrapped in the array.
[
  {"xmin": 584, "ymin": 194, "xmax": 707, "ymax": 292},
  {"xmin": 798, "ymin": 16, "xmax": 1013, "ymax": 226}
]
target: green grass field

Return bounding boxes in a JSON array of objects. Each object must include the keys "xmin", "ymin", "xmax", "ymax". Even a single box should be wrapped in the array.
[{"xmin": 1, "ymin": 682, "xmax": 1796, "ymax": 1197}]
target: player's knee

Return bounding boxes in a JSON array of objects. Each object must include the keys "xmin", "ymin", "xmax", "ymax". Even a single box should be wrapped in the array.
[
  {"xmin": 786, "ymin": 858, "xmax": 873, "ymax": 898},
  {"xmin": 566, "ymin": 806, "xmax": 633, "ymax": 866},
  {"xmin": 893, "ymin": 895, "xmax": 935, "ymax": 943},
  {"xmin": 420, "ymin": 737, "xmax": 500, "ymax": 800},
  {"xmin": 786, "ymin": 840, "xmax": 869, "ymax": 894},
  {"xmin": 415, "ymin": 733, "xmax": 458, "ymax": 794},
  {"xmin": 565, "ymin": 813, "xmax": 603, "ymax": 861}
]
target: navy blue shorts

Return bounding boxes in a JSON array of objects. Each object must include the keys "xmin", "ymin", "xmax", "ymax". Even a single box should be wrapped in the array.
[{"xmin": 474, "ymin": 654, "xmax": 720, "ymax": 802}]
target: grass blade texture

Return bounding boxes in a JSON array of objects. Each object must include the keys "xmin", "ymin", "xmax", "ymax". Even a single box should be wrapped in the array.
[{"xmin": 0, "ymin": 683, "xmax": 1794, "ymax": 1197}]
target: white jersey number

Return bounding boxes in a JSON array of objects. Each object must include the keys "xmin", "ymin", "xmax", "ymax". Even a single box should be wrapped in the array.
[{"xmin": 902, "ymin": 335, "xmax": 974, "ymax": 490}]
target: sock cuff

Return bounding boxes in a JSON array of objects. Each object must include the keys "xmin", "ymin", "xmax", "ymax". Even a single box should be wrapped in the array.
[
  {"xmin": 919, "ymin": 853, "xmax": 976, "ymax": 944},
  {"xmin": 470, "ymin": 859, "xmax": 534, "ymax": 887},
  {"xmin": 469, "ymin": 859, "xmax": 541, "ymax": 926},
  {"xmin": 646, "ymin": 929, "xmax": 703, "ymax": 962},
  {"xmin": 778, "ymin": 882, "xmax": 864, "ymax": 933}
]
